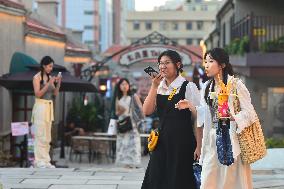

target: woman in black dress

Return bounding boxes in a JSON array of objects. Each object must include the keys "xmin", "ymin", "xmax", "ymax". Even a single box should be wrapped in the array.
[{"xmin": 142, "ymin": 50, "xmax": 202, "ymax": 189}]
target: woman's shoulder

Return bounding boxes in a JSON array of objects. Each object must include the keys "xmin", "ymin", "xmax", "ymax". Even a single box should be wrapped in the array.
[
  {"xmin": 185, "ymin": 81, "xmax": 198, "ymax": 90},
  {"xmin": 229, "ymin": 76, "xmax": 250, "ymax": 94},
  {"xmin": 200, "ymin": 80, "xmax": 211, "ymax": 91},
  {"xmin": 230, "ymin": 76, "xmax": 245, "ymax": 88},
  {"xmin": 33, "ymin": 72, "xmax": 41, "ymax": 80}
]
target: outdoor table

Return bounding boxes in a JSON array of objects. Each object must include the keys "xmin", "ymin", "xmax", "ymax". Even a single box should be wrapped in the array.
[
  {"xmin": 93, "ymin": 132, "xmax": 150, "ymax": 138},
  {"xmin": 90, "ymin": 136, "xmax": 116, "ymax": 162},
  {"xmin": 91, "ymin": 133, "xmax": 150, "ymax": 161},
  {"xmin": 73, "ymin": 136, "xmax": 117, "ymax": 162}
]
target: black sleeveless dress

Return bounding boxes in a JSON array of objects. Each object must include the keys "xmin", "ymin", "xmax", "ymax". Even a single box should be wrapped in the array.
[{"xmin": 142, "ymin": 81, "xmax": 197, "ymax": 189}]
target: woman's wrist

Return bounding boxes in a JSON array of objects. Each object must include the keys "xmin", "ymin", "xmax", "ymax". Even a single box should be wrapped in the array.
[
  {"xmin": 44, "ymin": 83, "xmax": 50, "ymax": 91},
  {"xmin": 56, "ymin": 82, "xmax": 61, "ymax": 88},
  {"xmin": 196, "ymin": 144, "xmax": 202, "ymax": 150},
  {"xmin": 151, "ymin": 83, "xmax": 159, "ymax": 90},
  {"xmin": 188, "ymin": 103, "xmax": 196, "ymax": 112}
]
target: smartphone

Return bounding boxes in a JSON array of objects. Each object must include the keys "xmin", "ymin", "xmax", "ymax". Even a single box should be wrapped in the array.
[
  {"xmin": 57, "ymin": 72, "xmax": 62, "ymax": 77},
  {"xmin": 144, "ymin": 66, "xmax": 159, "ymax": 77}
]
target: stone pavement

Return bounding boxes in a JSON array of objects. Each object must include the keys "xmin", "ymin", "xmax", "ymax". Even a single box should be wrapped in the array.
[
  {"xmin": 0, "ymin": 167, "xmax": 144, "ymax": 189},
  {"xmin": 250, "ymin": 148, "xmax": 284, "ymax": 189},
  {"xmin": 0, "ymin": 148, "xmax": 284, "ymax": 189}
]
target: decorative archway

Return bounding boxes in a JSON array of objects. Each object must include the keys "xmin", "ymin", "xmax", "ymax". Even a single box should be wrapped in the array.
[{"xmin": 81, "ymin": 31, "xmax": 202, "ymax": 81}]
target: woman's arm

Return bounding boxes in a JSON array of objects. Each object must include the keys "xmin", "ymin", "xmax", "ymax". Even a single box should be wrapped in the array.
[
  {"xmin": 143, "ymin": 74, "xmax": 163, "ymax": 115},
  {"xmin": 233, "ymin": 79, "xmax": 258, "ymax": 133},
  {"xmin": 185, "ymin": 82, "xmax": 203, "ymax": 160},
  {"xmin": 142, "ymin": 85, "xmax": 157, "ymax": 115},
  {"xmin": 53, "ymin": 76, "xmax": 62, "ymax": 96},
  {"xmin": 33, "ymin": 75, "xmax": 55, "ymax": 98},
  {"xmin": 176, "ymin": 82, "xmax": 200, "ymax": 118},
  {"xmin": 194, "ymin": 125, "xmax": 203, "ymax": 160},
  {"xmin": 187, "ymin": 82, "xmax": 200, "ymax": 118}
]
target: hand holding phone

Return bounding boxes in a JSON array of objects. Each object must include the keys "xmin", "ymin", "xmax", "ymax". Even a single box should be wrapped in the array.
[
  {"xmin": 55, "ymin": 72, "xmax": 62, "ymax": 86},
  {"xmin": 144, "ymin": 66, "xmax": 159, "ymax": 77},
  {"xmin": 144, "ymin": 66, "xmax": 163, "ymax": 88}
]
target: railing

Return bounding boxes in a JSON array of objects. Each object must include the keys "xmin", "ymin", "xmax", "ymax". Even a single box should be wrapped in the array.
[{"xmin": 231, "ymin": 12, "xmax": 284, "ymax": 52}]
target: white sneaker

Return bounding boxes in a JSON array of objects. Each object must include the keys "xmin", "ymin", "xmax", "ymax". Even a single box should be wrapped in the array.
[
  {"xmin": 35, "ymin": 161, "xmax": 47, "ymax": 168},
  {"xmin": 45, "ymin": 163, "xmax": 56, "ymax": 168}
]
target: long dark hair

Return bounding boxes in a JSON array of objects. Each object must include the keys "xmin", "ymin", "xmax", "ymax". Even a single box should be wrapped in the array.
[
  {"xmin": 116, "ymin": 78, "xmax": 131, "ymax": 100},
  {"xmin": 40, "ymin": 56, "xmax": 54, "ymax": 85},
  {"xmin": 158, "ymin": 50, "xmax": 183, "ymax": 75},
  {"xmin": 204, "ymin": 48, "xmax": 234, "ymax": 106}
]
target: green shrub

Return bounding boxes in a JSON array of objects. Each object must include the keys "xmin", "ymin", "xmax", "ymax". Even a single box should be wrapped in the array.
[
  {"xmin": 260, "ymin": 36, "xmax": 284, "ymax": 52},
  {"xmin": 265, "ymin": 138, "xmax": 284, "ymax": 148},
  {"xmin": 238, "ymin": 36, "xmax": 249, "ymax": 55},
  {"xmin": 67, "ymin": 97, "xmax": 98, "ymax": 132},
  {"xmin": 261, "ymin": 40, "xmax": 279, "ymax": 52},
  {"xmin": 225, "ymin": 36, "xmax": 249, "ymax": 55}
]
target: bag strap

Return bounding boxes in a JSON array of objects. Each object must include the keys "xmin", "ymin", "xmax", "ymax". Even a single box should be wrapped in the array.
[
  {"xmin": 158, "ymin": 81, "xmax": 188, "ymax": 131},
  {"xmin": 179, "ymin": 81, "xmax": 189, "ymax": 99},
  {"xmin": 128, "ymin": 95, "xmax": 133, "ymax": 114},
  {"xmin": 232, "ymin": 78, "xmax": 241, "ymax": 114}
]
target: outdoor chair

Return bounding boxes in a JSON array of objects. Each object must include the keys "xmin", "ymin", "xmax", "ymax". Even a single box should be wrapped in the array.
[{"xmin": 69, "ymin": 137, "xmax": 91, "ymax": 163}]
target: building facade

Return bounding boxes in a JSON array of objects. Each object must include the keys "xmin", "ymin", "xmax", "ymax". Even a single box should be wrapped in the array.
[
  {"xmin": 126, "ymin": 10, "xmax": 217, "ymax": 46},
  {"xmin": 183, "ymin": 0, "xmax": 223, "ymax": 12},
  {"xmin": 0, "ymin": 0, "xmax": 26, "ymax": 136},
  {"xmin": 59, "ymin": 0, "xmax": 135, "ymax": 52},
  {"xmin": 0, "ymin": 0, "xmax": 92, "ymax": 155},
  {"xmin": 99, "ymin": 0, "xmax": 113, "ymax": 52},
  {"xmin": 103, "ymin": 32, "xmax": 202, "ymax": 100},
  {"xmin": 59, "ymin": 0, "xmax": 99, "ymax": 50},
  {"xmin": 113, "ymin": 0, "xmax": 135, "ymax": 45}
]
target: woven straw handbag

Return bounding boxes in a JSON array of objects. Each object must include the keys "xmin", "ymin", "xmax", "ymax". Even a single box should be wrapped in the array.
[{"xmin": 233, "ymin": 87, "xmax": 267, "ymax": 164}]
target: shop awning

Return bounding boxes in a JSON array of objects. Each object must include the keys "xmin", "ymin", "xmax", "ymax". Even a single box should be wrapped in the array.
[
  {"xmin": 1, "ymin": 53, "xmax": 97, "ymax": 92},
  {"xmin": 9, "ymin": 52, "xmax": 38, "ymax": 73}
]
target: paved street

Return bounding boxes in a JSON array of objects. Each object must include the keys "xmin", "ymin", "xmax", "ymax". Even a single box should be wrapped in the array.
[{"xmin": 1, "ymin": 148, "xmax": 284, "ymax": 189}]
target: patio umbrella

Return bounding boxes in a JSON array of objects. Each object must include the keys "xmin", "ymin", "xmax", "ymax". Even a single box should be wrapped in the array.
[
  {"xmin": 26, "ymin": 64, "xmax": 67, "ymax": 72},
  {"xmin": 0, "ymin": 68, "xmax": 97, "ymax": 92}
]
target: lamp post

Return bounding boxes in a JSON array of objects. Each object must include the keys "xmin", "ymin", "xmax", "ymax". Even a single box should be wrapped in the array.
[{"xmin": 200, "ymin": 40, "xmax": 207, "ymax": 67}]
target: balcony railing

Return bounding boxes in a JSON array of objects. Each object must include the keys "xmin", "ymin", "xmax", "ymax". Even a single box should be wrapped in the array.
[{"xmin": 231, "ymin": 12, "xmax": 284, "ymax": 52}]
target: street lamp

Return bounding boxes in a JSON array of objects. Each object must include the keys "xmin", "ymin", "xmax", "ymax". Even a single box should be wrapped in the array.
[
  {"xmin": 200, "ymin": 40, "xmax": 207, "ymax": 66},
  {"xmin": 99, "ymin": 78, "xmax": 108, "ymax": 95}
]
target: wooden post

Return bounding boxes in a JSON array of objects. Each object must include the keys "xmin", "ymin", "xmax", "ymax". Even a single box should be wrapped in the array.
[{"xmin": 60, "ymin": 92, "xmax": 66, "ymax": 158}]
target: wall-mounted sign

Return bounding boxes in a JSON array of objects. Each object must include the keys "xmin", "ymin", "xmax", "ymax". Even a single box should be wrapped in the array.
[
  {"xmin": 119, "ymin": 46, "xmax": 192, "ymax": 66},
  {"xmin": 11, "ymin": 122, "xmax": 29, "ymax": 136},
  {"xmin": 253, "ymin": 28, "xmax": 266, "ymax": 36}
]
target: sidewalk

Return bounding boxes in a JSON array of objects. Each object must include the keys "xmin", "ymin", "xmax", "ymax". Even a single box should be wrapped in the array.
[
  {"xmin": 0, "ymin": 148, "xmax": 283, "ymax": 189},
  {"xmin": 251, "ymin": 148, "xmax": 284, "ymax": 189}
]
